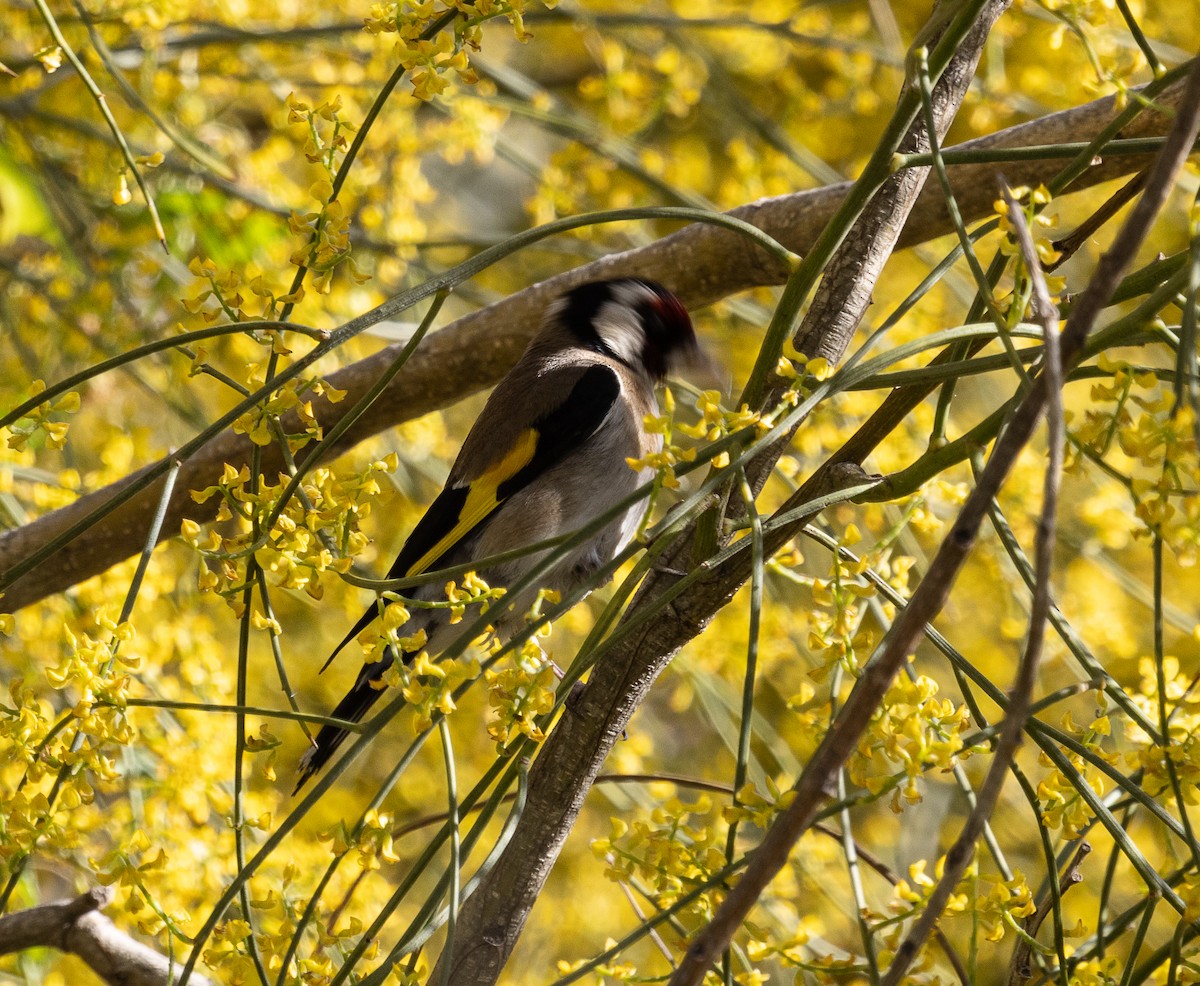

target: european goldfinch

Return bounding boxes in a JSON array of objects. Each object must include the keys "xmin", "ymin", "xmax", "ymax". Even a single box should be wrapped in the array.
[{"xmin": 296, "ymin": 278, "xmax": 708, "ymax": 790}]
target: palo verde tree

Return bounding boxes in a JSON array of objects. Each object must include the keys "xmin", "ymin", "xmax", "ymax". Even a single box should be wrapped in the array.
[{"xmin": 1, "ymin": 2, "xmax": 1199, "ymax": 985}]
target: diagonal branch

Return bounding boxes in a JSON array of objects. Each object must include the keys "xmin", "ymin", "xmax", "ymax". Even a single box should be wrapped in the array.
[
  {"xmin": 0, "ymin": 63, "xmax": 1192, "ymax": 614},
  {"xmin": 878, "ymin": 176, "xmax": 1068, "ymax": 986}
]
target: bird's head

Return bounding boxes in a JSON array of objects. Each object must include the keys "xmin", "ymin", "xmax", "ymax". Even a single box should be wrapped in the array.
[{"xmin": 553, "ymin": 278, "xmax": 720, "ymax": 387}]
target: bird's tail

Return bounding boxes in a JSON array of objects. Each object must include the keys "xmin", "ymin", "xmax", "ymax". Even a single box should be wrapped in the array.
[{"xmin": 294, "ymin": 655, "xmax": 394, "ymax": 794}]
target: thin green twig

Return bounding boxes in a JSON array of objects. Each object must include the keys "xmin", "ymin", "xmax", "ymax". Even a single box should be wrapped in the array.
[{"xmin": 29, "ymin": 0, "xmax": 167, "ymax": 249}]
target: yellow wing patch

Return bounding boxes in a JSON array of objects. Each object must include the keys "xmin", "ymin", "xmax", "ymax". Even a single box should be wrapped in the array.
[{"xmin": 405, "ymin": 428, "xmax": 539, "ymax": 578}]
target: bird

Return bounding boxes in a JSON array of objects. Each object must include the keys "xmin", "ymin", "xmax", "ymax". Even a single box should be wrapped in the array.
[{"xmin": 295, "ymin": 277, "xmax": 711, "ymax": 791}]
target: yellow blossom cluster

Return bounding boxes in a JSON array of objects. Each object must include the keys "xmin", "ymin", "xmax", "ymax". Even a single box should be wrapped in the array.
[
  {"xmin": 801, "ymin": 525, "xmax": 878, "ymax": 675},
  {"xmin": 722, "ymin": 778, "xmax": 797, "ymax": 830},
  {"xmin": 183, "ymin": 454, "xmax": 395, "ymax": 601},
  {"xmin": 397, "ymin": 640, "xmax": 481, "ymax": 735},
  {"xmin": 1072, "ymin": 357, "xmax": 1200, "ymax": 565},
  {"xmin": 3, "ymin": 382, "xmax": 80, "ymax": 453},
  {"xmin": 974, "ymin": 870, "xmax": 1039, "ymax": 943},
  {"xmin": 625, "ymin": 387, "xmax": 696, "ymax": 492},
  {"xmin": 848, "ymin": 674, "xmax": 974, "ymax": 810},
  {"xmin": 995, "ymin": 184, "xmax": 1066, "ymax": 271},
  {"xmin": 484, "ymin": 638, "xmax": 556, "ymax": 747},
  {"xmin": 889, "ymin": 858, "xmax": 970, "ymax": 917},
  {"xmin": 183, "ymin": 256, "xmax": 306, "ymax": 325},
  {"xmin": 364, "ymin": 1, "xmax": 546, "ymax": 98},
  {"xmin": 0, "ymin": 613, "xmax": 140, "ymax": 889},
  {"xmin": 320, "ymin": 809, "xmax": 401, "ymax": 872},
  {"xmin": 1037, "ymin": 709, "xmax": 1115, "ymax": 839},
  {"xmin": 677, "ymin": 389, "xmax": 770, "ymax": 470},
  {"xmin": 591, "ymin": 795, "xmax": 726, "ymax": 926},
  {"xmin": 1125, "ymin": 655, "xmax": 1200, "ymax": 800}
]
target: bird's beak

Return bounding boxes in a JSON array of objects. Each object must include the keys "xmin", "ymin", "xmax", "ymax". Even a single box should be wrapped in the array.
[{"xmin": 673, "ymin": 341, "xmax": 729, "ymax": 395}]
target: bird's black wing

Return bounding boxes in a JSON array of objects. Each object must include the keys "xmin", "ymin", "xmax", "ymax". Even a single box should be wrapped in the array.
[
  {"xmin": 325, "ymin": 362, "xmax": 622, "ymax": 662},
  {"xmin": 295, "ymin": 364, "xmax": 622, "ymax": 791}
]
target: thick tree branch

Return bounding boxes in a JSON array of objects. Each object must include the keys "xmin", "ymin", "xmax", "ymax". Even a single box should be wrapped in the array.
[
  {"xmin": 0, "ymin": 887, "xmax": 213, "ymax": 986},
  {"xmin": 0, "ymin": 65, "xmax": 1191, "ymax": 614}
]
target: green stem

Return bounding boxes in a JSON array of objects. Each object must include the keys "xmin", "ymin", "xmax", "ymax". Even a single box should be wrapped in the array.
[
  {"xmin": 721, "ymin": 471, "xmax": 764, "ymax": 986},
  {"xmin": 0, "ymin": 320, "xmax": 323, "ymax": 431},
  {"xmin": 434, "ymin": 719, "xmax": 461, "ymax": 986},
  {"xmin": 29, "ymin": 0, "xmax": 167, "ymax": 249},
  {"xmin": 122, "ymin": 697, "xmax": 362, "ymax": 729},
  {"xmin": 896, "ymin": 135, "xmax": 1186, "ymax": 168}
]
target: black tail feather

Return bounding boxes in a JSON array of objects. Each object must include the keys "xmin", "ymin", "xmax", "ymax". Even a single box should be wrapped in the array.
[
  {"xmin": 318, "ymin": 601, "xmax": 385, "ymax": 674},
  {"xmin": 294, "ymin": 656, "xmax": 392, "ymax": 794}
]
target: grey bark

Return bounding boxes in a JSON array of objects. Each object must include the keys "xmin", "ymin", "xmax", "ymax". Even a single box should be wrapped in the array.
[{"xmin": 0, "ymin": 887, "xmax": 213, "ymax": 986}]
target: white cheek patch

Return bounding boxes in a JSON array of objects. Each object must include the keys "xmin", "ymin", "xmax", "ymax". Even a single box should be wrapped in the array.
[{"xmin": 592, "ymin": 299, "xmax": 646, "ymax": 366}]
